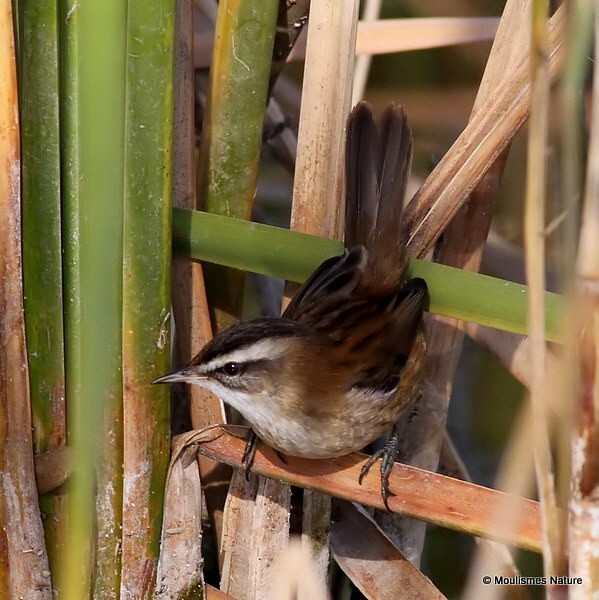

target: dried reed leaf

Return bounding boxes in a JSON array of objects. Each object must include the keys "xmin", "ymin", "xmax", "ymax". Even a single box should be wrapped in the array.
[
  {"xmin": 331, "ymin": 501, "xmax": 446, "ymax": 600},
  {"xmin": 0, "ymin": 3, "xmax": 52, "ymax": 595},
  {"xmin": 290, "ymin": 17, "xmax": 499, "ymax": 62},
  {"xmin": 355, "ymin": 17, "xmax": 499, "ymax": 56},
  {"xmin": 174, "ymin": 427, "xmax": 545, "ymax": 552}
]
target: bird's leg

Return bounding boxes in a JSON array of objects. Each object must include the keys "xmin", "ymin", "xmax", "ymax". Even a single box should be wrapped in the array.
[
  {"xmin": 241, "ymin": 429, "xmax": 259, "ymax": 480},
  {"xmin": 359, "ymin": 432, "xmax": 401, "ymax": 511}
]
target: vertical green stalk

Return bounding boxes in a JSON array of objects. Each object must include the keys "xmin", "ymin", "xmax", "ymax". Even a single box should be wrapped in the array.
[
  {"xmin": 196, "ymin": 0, "xmax": 278, "ymax": 329},
  {"xmin": 18, "ymin": 0, "xmax": 66, "ymax": 590},
  {"xmin": 120, "ymin": 1, "xmax": 175, "ymax": 596},
  {"xmin": 59, "ymin": 0, "xmax": 126, "ymax": 597}
]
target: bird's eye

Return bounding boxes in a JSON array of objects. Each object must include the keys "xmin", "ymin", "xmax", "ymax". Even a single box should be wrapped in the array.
[{"xmin": 221, "ymin": 362, "xmax": 242, "ymax": 376}]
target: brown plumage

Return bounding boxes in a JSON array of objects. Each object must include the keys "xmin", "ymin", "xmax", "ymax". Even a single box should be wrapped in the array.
[{"xmin": 155, "ymin": 102, "xmax": 428, "ymax": 507}]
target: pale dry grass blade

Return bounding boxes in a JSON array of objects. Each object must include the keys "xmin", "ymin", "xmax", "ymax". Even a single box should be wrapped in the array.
[
  {"xmin": 0, "ymin": 3, "xmax": 52, "ymax": 596},
  {"xmin": 331, "ymin": 502, "xmax": 446, "ymax": 599},
  {"xmin": 524, "ymin": 1, "xmax": 562, "ymax": 580}
]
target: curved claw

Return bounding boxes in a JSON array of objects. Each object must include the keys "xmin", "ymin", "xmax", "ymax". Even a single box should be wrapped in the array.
[{"xmin": 359, "ymin": 433, "xmax": 401, "ymax": 510}]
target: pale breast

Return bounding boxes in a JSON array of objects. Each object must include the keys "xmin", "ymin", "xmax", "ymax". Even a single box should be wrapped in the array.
[
  {"xmin": 247, "ymin": 328, "xmax": 426, "ymax": 458},
  {"xmin": 251, "ymin": 386, "xmax": 411, "ymax": 459}
]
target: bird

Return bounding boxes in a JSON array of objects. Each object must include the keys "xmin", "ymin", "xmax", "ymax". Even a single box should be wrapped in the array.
[{"xmin": 155, "ymin": 102, "xmax": 428, "ymax": 508}]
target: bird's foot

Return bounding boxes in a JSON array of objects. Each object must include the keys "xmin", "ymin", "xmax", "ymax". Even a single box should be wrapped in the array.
[{"xmin": 359, "ymin": 433, "xmax": 401, "ymax": 511}]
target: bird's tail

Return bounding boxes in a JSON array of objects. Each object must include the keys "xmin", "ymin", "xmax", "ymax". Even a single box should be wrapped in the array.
[{"xmin": 344, "ymin": 102, "xmax": 413, "ymax": 293}]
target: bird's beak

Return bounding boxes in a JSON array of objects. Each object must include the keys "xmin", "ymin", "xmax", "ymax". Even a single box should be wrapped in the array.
[{"xmin": 153, "ymin": 368, "xmax": 196, "ymax": 384}]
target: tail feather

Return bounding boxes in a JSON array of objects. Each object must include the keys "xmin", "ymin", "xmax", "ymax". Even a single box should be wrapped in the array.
[{"xmin": 345, "ymin": 102, "xmax": 413, "ymax": 292}]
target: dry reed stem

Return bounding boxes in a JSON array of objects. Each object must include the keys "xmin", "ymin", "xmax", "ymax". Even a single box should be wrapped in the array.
[
  {"xmin": 220, "ymin": 473, "xmax": 260, "ymax": 598},
  {"xmin": 380, "ymin": 0, "xmax": 536, "ymax": 566},
  {"xmin": 0, "ymin": 3, "xmax": 52, "ymax": 596},
  {"xmin": 330, "ymin": 501, "xmax": 446, "ymax": 600},
  {"xmin": 290, "ymin": 0, "xmax": 360, "ymax": 588},
  {"xmin": 178, "ymin": 426, "xmax": 546, "ymax": 552},
  {"xmin": 291, "ymin": 0, "xmax": 359, "ymax": 239},
  {"xmin": 524, "ymin": 1, "xmax": 561, "ymax": 580},
  {"xmin": 155, "ymin": 449, "xmax": 204, "ymax": 598},
  {"xmin": 170, "ymin": 0, "xmax": 229, "ymax": 566}
]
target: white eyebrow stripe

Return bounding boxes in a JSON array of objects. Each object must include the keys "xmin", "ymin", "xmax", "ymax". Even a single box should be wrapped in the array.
[{"xmin": 200, "ymin": 338, "xmax": 289, "ymax": 373}]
